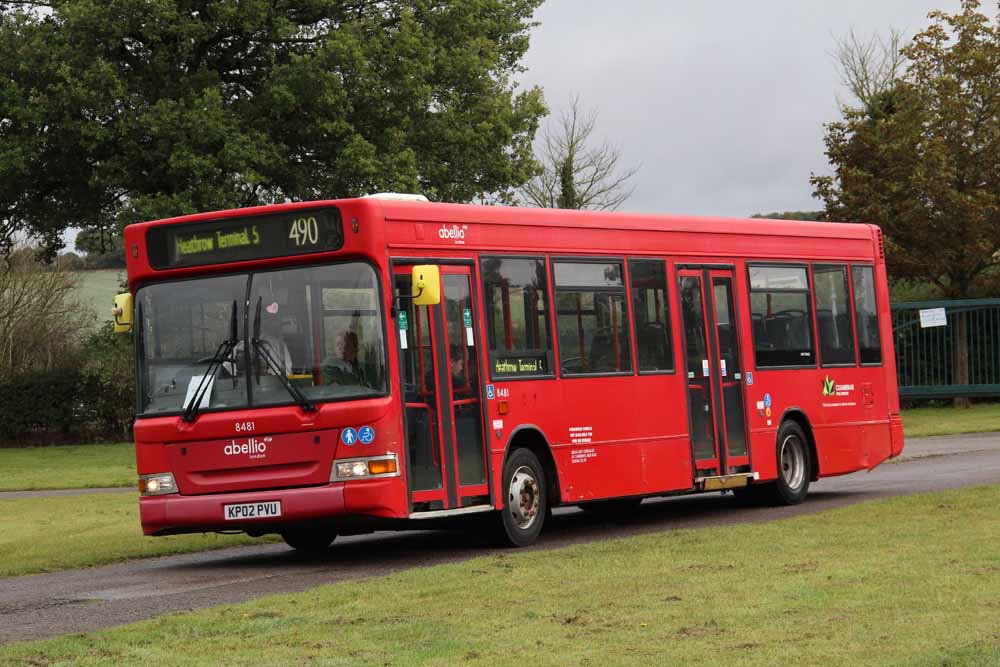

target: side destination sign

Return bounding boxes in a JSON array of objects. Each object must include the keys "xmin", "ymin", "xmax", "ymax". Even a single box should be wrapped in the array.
[
  {"xmin": 493, "ymin": 355, "xmax": 547, "ymax": 376},
  {"xmin": 147, "ymin": 207, "xmax": 344, "ymax": 270}
]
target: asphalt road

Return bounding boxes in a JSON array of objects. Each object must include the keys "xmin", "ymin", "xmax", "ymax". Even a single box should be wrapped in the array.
[{"xmin": 2, "ymin": 432, "xmax": 1000, "ymax": 645}]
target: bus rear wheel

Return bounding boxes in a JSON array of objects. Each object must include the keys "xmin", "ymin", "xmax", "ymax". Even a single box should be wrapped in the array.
[
  {"xmin": 772, "ymin": 421, "xmax": 811, "ymax": 505},
  {"xmin": 494, "ymin": 448, "xmax": 547, "ymax": 548},
  {"xmin": 281, "ymin": 529, "xmax": 337, "ymax": 553}
]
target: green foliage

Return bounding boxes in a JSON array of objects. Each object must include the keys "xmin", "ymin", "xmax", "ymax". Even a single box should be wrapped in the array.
[
  {"xmin": 556, "ymin": 155, "xmax": 578, "ymax": 209},
  {"xmin": 813, "ymin": 0, "xmax": 1000, "ymax": 299},
  {"xmin": 749, "ymin": 210, "xmax": 825, "ymax": 221},
  {"xmin": 0, "ymin": 322, "xmax": 134, "ymax": 444},
  {"xmin": 0, "ymin": 1, "xmax": 547, "ymax": 258}
]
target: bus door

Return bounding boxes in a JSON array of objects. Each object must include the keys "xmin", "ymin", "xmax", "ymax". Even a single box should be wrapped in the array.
[
  {"xmin": 677, "ymin": 267, "xmax": 750, "ymax": 479},
  {"xmin": 393, "ymin": 264, "xmax": 490, "ymax": 512}
]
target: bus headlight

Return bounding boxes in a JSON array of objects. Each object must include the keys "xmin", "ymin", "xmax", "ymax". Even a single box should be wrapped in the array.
[
  {"xmin": 139, "ymin": 473, "xmax": 178, "ymax": 496},
  {"xmin": 332, "ymin": 454, "xmax": 399, "ymax": 481}
]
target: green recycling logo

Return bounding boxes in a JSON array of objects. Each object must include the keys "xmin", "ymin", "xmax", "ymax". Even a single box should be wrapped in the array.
[{"xmin": 822, "ymin": 375, "xmax": 836, "ymax": 396}]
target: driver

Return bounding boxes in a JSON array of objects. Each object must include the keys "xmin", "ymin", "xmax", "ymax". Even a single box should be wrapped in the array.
[{"xmin": 324, "ymin": 331, "xmax": 368, "ymax": 387}]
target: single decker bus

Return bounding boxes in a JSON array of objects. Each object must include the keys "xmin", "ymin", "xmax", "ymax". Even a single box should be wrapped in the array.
[{"xmin": 114, "ymin": 195, "xmax": 904, "ymax": 549}]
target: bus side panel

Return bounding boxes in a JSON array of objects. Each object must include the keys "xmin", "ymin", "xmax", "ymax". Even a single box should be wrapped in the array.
[{"xmin": 493, "ymin": 374, "xmax": 692, "ymax": 504}]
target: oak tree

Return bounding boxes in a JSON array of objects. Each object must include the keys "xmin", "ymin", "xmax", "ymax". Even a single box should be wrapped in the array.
[{"xmin": 0, "ymin": 1, "xmax": 547, "ymax": 259}]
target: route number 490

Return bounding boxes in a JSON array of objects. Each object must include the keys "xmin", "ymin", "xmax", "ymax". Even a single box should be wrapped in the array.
[{"xmin": 288, "ymin": 217, "xmax": 319, "ymax": 247}]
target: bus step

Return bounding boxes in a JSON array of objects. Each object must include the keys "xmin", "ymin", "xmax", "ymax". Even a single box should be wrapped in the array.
[
  {"xmin": 695, "ymin": 473, "xmax": 759, "ymax": 491},
  {"xmin": 409, "ymin": 504, "xmax": 494, "ymax": 520}
]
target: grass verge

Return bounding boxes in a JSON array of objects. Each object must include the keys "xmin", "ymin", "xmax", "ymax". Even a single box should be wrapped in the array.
[
  {"xmin": 902, "ymin": 402, "xmax": 1000, "ymax": 438},
  {"xmin": 2, "ymin": 485, "xmax": 998, "ymax": 665},
  {"xmin": 0, "ymin": 492, "xmax": 274, "ymax": 578},
  {"xmin": 0, "ymin": 443, "xmax": 135, "ymax": 491}
]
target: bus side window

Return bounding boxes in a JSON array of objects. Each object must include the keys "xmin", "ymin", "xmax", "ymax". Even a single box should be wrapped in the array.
[
  {"xmin": 480, "ymin": 256, "xmax": 553, "ymax": 378},
  {"xmin": 852, "ymin": 265, "xmax": 882, "ymax": 365},
  {"xmin": 552, "ymin": 260, "xmax": 632, "ymax": 375},
  {"xmin": 747, "ymin": 264, "xmax": 816, "ymax": 368},
  {"xmin": 628, "ymin": 259, "xmax": 674, "ymax": 372},
  {"xmin": 813, "ymin": 264, "xmax": 856, "ymax": 366}
]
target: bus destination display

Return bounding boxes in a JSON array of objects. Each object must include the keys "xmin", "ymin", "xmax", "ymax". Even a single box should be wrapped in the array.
[{"xmin": 147, "ymin": 208, "xmax": 344, "ymax": 269}]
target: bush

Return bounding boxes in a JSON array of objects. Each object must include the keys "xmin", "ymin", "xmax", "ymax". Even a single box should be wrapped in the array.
[
  {"xmin": 0, "ymin": 249, "xmax": 137, "ymax": 444},
  {"xmin": 0, "ymin": 325, "xmax": 135, "ymax": 444}
]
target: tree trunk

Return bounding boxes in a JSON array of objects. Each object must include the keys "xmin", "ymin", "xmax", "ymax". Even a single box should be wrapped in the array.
[{"xmin": 953, "ymin": 309, "xmax": 971, "ymax": 408}]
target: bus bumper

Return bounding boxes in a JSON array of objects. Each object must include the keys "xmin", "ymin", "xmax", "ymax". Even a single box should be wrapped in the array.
[{"xmin": 139, "ymin": 480, "xmax": 402, "ymax": 536}]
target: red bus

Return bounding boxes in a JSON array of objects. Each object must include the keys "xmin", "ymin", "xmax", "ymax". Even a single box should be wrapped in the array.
[{"xmin": 116, "ymin": 196, "xmax": 904, "ymax": 549}]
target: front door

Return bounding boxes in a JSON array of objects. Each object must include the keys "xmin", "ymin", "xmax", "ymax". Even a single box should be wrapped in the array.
[
  {"xmin": 677, "ymin": 268, "xmax": 750, "ymax": 477},
  {"xmin": 393, "ymin": 264, "xmax": 490, "ymax": 512}
]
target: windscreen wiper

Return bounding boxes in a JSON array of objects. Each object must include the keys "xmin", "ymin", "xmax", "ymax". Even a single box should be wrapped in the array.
[
  {"xmin": 182, "ymin": 300, "xmax": 239, "ymax": 423},
  {"xmin": 251, "ymin": 296, "xmax": 316, "ymax": 412}
]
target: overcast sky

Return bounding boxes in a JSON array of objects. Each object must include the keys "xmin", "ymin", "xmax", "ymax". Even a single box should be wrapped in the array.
[{"xmin": 519, "ymin": 0, "xmax": 963, "ymax": 218}]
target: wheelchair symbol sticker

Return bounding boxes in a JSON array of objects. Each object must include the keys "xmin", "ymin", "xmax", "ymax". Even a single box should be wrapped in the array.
[
  {"xmin": 358, "ymin": 426, "xmax": 375, "ymax": 445},
  {"xmin": 486, "ymin": 384, "xmax": 495, "ymax": 400}
]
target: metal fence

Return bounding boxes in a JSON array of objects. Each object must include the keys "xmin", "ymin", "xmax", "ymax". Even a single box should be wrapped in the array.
[{"xmin": 892, "ymin": 299, "xmax": 1000, "ymax": 399}]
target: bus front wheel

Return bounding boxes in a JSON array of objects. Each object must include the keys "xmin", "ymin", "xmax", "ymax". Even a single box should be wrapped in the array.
[
  {"xmin": 281, "ymin": 529, "xmax": 337, "ymax": 553},
  {"xmin": 495, "ymin": 448, "xmax": 547, "ymax": 547}
]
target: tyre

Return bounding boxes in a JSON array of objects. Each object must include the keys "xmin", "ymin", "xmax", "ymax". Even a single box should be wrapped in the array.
[
  {"xmin": 578, "ymin": 497, "xmax": 642, "ymax": 518},
  {"xmin": 494, "ymin": 448, "xmax": 547, "ymax": 547},
  {"xmin": 772, "ymin": 420, "xmax": 812, "ymax": 505},
  {"xmin": 281, "ymin": 528, "xmax": 337, "ymax": 553}
]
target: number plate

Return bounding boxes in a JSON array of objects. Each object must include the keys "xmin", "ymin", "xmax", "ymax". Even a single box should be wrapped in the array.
[{"xmin": 223, "ymin": 501, "xmax": 281, "ymax": 521}]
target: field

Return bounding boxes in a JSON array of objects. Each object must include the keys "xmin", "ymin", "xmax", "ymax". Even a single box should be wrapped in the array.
[
  {"xmin": 1, "ymin": 485, "xmax": 998, "ymax": 665},
  {"xmin": 0, "ymin": 443, "xmax": 135, "ymax": 491},
  {"xmin": 0, "ymin": 492, "xmax": 276, "ymax": 578},
  {"xmin": 902, "ymin": 402, "xmax": 1000, "ymax": 438},
  {"xmin": 72, "ymin": 269, "xmax": 125, "ymax": 329}
]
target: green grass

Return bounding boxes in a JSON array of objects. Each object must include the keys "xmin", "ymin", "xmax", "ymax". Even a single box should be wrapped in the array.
[
  {"xmin": 0, "ymin": 492, "xmax": 275, "ymax": 578},
  {"xmin": 72, "ymin": 269, "xmax": 124, "ymax": 329},
  {"xmin": 0, "ymin": 443, "xmax": 136, "ymax": 491},
  {"xmin": 2, "ymin": 486, "xmax": 998, "ymax": 665},
  {"xmin": 902, "ymin": 402, "xmax": 1000, "ymax": 438}
]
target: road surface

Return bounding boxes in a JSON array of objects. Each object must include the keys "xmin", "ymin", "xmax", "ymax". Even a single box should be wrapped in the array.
[{"xmin": 2, "ymin": 432, "xmax": 999, "ymax": 644}]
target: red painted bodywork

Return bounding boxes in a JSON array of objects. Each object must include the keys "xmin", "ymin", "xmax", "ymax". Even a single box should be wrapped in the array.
[{"xmin": 124, "ymin": 198, "xmax": 902, "ymax": 536}]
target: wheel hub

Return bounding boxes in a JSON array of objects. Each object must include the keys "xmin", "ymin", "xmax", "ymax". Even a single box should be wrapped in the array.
[{"xmin": 508, "ymin": 465, "xmax": 540, "ymax": 530}]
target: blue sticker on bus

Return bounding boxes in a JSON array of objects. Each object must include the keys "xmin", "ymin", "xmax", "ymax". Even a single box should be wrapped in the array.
[
  {"xmin": 763, "ymin": 393, "xmax": 772, "ymax": 408},
  {"xmin": 486, "ymin": 384, "xmax": 495, "ymax": 400},
  {"xmin": 358, "ymin": 426, "xmax": 375, "ymax": 445},
  {"xmin": 746, "ymin": 371, "xmax": 753, "ymax": 386},
  {"xmin": 341, "ymin": 427, "xmax": 358, "ymax": 446}
]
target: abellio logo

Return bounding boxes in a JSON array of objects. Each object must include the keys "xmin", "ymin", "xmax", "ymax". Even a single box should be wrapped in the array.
[
  {"xmin": 225, "ymin": 436, "xmax": 272, "ymax": 460},
  {"xmin": 437, "ymin": 224, "xmax": 468, "ymax": 244}
]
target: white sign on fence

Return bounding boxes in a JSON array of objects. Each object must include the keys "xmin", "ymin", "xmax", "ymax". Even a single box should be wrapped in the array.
[{"xmin": 919, "ymin": 307, "xmax": 947, "ymax": 328}]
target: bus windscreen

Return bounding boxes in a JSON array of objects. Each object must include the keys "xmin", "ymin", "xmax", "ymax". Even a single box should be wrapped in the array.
[{"xmin": 147, "ymin": 207, "xmax": 344, "ymax": 270}]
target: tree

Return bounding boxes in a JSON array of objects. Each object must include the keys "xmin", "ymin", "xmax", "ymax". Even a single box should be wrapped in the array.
[
  {"xmin": 749, "ymin": 211, "xmax": 825, "ymax": 221},
  {"xmin": 0, "ymin": 1, "xmax": 547, "ymax": 260},
  {"xmin": 832, "ymin": 27, "xmax": 905, "ymax": 115},
  {"xmin": 814, "ymin": 1, "xmax": 1000, "ymax": 297},
  {"xmin": 813, "ymin": 0, "xmax": 1000, "ymax": 404},
  {"xmin": 520, "ymin": 94, "xmax": 638, "ymax": 210}
]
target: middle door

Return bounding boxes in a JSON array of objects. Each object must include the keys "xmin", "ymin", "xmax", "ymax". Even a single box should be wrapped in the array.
[{"xmin": 677, "ymin": 267, "xmax": 749, "ymax": 477}]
